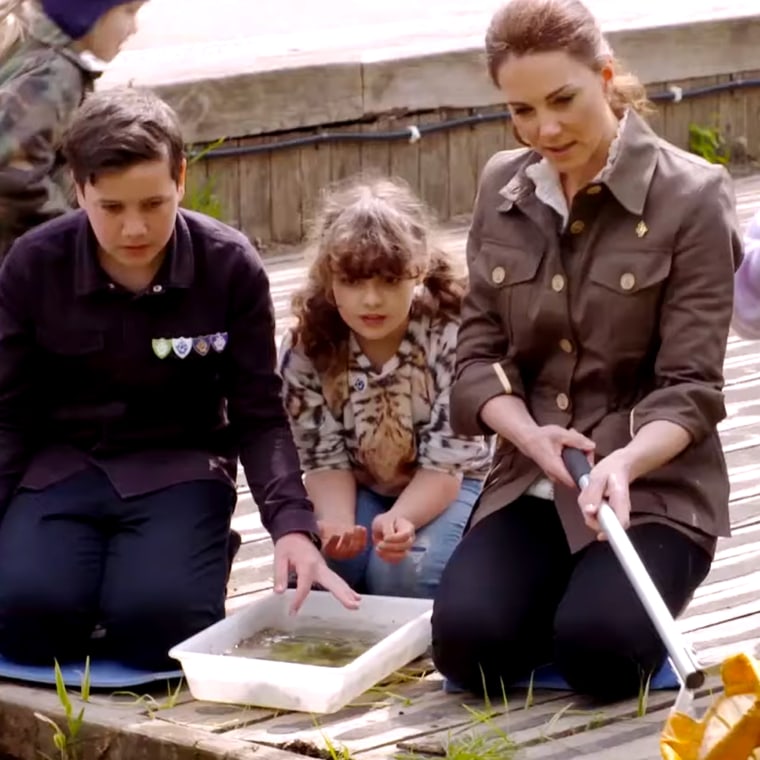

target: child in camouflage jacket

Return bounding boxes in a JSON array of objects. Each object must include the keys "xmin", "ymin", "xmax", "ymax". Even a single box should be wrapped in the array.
[{"xmin": 0, "ymin": 0, "xmax": 145, "ymax": 258}]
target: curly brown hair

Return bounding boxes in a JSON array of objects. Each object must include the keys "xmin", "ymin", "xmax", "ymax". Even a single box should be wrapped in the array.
[{"xmin": 289, "ymin": 174, "xmax": 466, "ymax": 373}]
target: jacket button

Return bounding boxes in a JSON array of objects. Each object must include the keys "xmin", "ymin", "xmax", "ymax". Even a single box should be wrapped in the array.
[
  {"xmin": 491, "ymin": 266, "xmax": 506, "ymax": 285},
  {"xmin": 559, "ymin": 338, "xmax": 573, "ymax": 353},
  {"xmin": 551, "ymin": 274, "xmax": 565, "ymax": 292},
  {"xmin": 586, "ymin": 185, "xmax": 602, "ymax": 195},
  {"xmin": 556, "ymin": 393, "xmax": 570, "ymax": 411},
  {"xmin": 620, "ymin": 273, "xmax": 636, "ymax": 291},
  {"xmin": 570, "ymin": 220, "xmax": 585, "ymax": 234}
]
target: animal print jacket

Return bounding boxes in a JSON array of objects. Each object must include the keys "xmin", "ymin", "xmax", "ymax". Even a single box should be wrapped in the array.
[{"xmin": 278, "ymin": 308, "xmax": 492, "ymax": 496}]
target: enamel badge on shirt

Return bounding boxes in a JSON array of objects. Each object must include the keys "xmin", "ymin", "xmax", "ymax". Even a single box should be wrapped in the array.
[
  {"xmin": 172, "ymin": 337, "xmax": 193, "ymax": 359},
  {"xmin": 193, "ymin": 336, "xmax": 210, "ymax": 356},
  {"xmin": 151, "ymin": 338, "xmax": 171, "ymax": 359},
  {"xmin": 152, "ymin": 333, "xmax": 228, "ymax": 359},
  {"xmin": 211, "ymin": 332, "xmax": 228, "ymax": 353}
]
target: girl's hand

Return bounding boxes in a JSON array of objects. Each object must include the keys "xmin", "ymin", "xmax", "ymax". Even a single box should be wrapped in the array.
[
  {"xmin": 317, "ymin": 520, "xmax": 367, "ymax": 560},
  {"xmin": 371, "ymin": 513, "xmax": 416, "ymax": 564},
  {"xmin": 520, "ymin": 425, "xmax": 596, "ymax": 489},
  {"xmin": 577, "ymin": 450, "xmax": 633, "ymax": 540}
]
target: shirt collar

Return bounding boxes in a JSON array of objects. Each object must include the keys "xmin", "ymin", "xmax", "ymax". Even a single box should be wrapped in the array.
[
  {"xmin": 74, "ymin": 211, "xmax": 195, "ymax": 296},
  {"xmin": 524, "ymin": 110, "xmax": 631, "ymax": 225},
  {"xmin": 497, "ymin": 109, "xmax": 659, "ymax": 217}
]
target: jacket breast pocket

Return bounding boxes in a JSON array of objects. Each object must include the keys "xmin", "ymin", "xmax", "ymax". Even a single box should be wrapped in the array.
[
  {"xmin": 481, "ymin": 240, "xmax": 544, "ymax": 347},
  {"xmin": 587, "ymin": 249, "xmax": 672, "ymax": 355}
]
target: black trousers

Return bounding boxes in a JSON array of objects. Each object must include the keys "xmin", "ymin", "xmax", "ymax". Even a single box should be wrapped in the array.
[
  {"xmin": 431, "ymin": 496, "xmax": 711, "ymax": 700},
  {"xmin": 0, "ymin": 466, "xmax": 235, "ymax": 669}
]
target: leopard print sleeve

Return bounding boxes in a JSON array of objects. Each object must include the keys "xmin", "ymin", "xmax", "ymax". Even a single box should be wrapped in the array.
[
  {"xmin": 416, "ymin": 317, "xmax": 492, "ymax": 475},
  {"xmin": 277, "ymin": 331, "xmax": 351, "ymax": 472}
]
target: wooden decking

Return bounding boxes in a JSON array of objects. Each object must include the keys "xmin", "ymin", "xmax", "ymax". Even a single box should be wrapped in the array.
[{"xmin": 6, "ymin": 173, "xmax": 760, "ymax": 760}]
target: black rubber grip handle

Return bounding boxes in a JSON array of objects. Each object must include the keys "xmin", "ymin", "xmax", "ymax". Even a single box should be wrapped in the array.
[{"xmin": 562, "ymin": 447, "xmax": 592, "ymax": 488}]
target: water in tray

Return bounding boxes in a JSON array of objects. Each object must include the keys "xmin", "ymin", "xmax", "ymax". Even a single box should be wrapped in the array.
[{"xmin": 224, "ymin": 624, "xmax": 385, "ymax": 667}]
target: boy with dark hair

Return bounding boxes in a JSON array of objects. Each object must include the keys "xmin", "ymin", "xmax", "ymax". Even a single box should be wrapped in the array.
[{"xmin": 0, "ymin": 87, "xmax": 359, "ymax": 669}]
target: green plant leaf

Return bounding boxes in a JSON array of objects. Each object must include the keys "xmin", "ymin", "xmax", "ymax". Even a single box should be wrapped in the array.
[
  {"xmin": 70, "ymin": 706, "xmax": 86, "ymax": 737},
  {"xmin": 53, "ymin": 660, "xmax": 72, "ymax": 717},
  {"xmin": 80, "ymin": 656, "xmax": 91, "ymax": 703}
]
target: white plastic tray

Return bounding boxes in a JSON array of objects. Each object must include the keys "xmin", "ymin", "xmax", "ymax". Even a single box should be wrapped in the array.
[{"xmin": 168, "ymin": 589, "xmax": 433, "ymax": 714}]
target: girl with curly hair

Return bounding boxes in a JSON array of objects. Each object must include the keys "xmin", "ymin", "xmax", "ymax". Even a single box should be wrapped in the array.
[{"xmin": 278, "ymin": 175, "xmax": 491, "ymax": 599}]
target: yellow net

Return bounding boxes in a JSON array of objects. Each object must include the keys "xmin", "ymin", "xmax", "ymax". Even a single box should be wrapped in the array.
[{"xmin": 661, "ymin": 653, "xmax": 760, "ymax": 760}]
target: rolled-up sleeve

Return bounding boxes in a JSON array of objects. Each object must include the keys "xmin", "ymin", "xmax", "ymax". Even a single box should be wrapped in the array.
[
  {"xmin": 733, "ymin": 208, "xmax": 760, "ymax": 339},
  {"xmin": 418, "ymin": 319, "xmax": 489, "ymax": 472},
  {"xmin": 450, "ymin": 171, "xmax": 525, "ymax": 436},
  {"xmin": 632, "ymin": 166, "xmax": 742, "ymax": 442},
  {"xmin": 277, "ymin": 332, "xmax": 351, "ymax": 472}
]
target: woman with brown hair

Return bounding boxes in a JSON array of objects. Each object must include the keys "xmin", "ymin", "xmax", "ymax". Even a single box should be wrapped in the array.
[
  {"xmin": 279, "ymin": 175, "xmax": 490, "ymax": 599},
  {"xmin": 431, "ymin": 0, "xmax": 742, "ymax": 699}
]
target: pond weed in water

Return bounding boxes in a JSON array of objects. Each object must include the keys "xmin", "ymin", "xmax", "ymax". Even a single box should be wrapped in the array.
[{"xmin": 225, "ymin": 625, "xmax": 384, "ymax": 667}]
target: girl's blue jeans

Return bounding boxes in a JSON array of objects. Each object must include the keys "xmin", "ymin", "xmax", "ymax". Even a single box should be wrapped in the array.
[{"xmin": 327, "ymin": 477, "xmax": 481, "ymax": 599}]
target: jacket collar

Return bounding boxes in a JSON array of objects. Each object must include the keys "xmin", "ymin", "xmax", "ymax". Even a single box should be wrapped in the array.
[{"xmin": 602, "ymin": 109, "xmax": 660, "ymax": 216}]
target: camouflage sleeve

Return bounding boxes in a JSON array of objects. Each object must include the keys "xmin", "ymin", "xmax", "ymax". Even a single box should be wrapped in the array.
[{"xmin": 0, "ymin": 60, "xmax": 84, "ymax": 240}]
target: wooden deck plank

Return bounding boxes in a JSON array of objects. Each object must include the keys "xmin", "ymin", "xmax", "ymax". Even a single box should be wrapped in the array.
[
  {"xmin": 399, "ymin": 680, "xmax": 720, "ymax": 758},
  {"xmin": 154, "ymin": 700, "xmax": 276, "ymax": 733},
  {"xmin": 227, "ymin": 685, "xmax": 569, "ymax": 756}
]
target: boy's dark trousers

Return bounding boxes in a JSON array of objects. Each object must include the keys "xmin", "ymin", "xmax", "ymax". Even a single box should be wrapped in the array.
[{"xmin": 0, "ymin": 466, "xmax": 236, "ymax": 669}]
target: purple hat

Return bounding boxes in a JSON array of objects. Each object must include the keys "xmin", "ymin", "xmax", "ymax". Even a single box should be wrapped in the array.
[{"xmin": 41, "ymin": 0, "xmax": 132, "ymax": 40}]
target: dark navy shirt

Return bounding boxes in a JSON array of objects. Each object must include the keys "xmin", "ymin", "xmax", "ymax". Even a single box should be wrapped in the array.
[{"xmin": 0, "ymin": 208, "xmax": 317, "ymax": 543}]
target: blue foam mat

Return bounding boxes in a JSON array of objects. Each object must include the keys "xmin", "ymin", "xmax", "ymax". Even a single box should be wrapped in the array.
[
  {"xmin": 0, "ymin": 654, "xmax": 183, "ymax": 689},
  {"xmin": 443, "ymin": 658, "xmax": 680, "ymax": 694}
]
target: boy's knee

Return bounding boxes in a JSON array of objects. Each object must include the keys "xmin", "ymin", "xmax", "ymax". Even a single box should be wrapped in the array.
[
  {"xmin": 0, "ymin": 592, "xmax": 95, "ymax": 665},
  {"xmin": 0, "ymin": 571, "xmax": 89, "ymax": 622},
  {"xmin": 105, "ymin": 596, "xmax": 222, "ymax": 669},
  {"xmin": 108, "ymin": 584, "xmax": 219, "ymax": 631}
]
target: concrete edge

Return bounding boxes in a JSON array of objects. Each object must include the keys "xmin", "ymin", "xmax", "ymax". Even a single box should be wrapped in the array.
[
  {"xmin": 97, "ymin": 13, "xmax": 760, "ymax": 143},
  {"xmin": 0, "ymin": 681, "xmax": 302, "ymax": 760}
]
